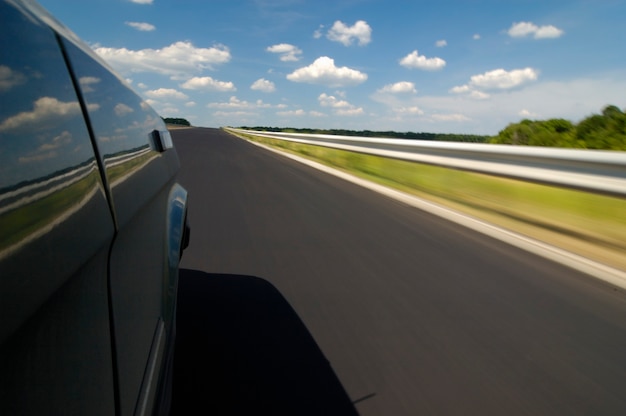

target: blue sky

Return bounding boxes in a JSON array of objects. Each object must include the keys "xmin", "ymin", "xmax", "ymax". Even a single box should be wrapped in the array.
[{"xmin": 38, "ymin": 0, "xmax": 626, "ymax": 135}]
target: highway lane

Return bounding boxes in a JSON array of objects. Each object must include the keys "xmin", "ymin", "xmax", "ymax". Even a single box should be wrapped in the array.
[{"xmin": 171, "ymin": 127, "xmax": 626, "ymax": 415}]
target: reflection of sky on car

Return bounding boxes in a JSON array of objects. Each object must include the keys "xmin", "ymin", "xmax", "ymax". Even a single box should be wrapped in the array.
[
  {"xmin": 64, "ymin": 37, "xmax": 163, "ymax": 160},
  {"xmin": 0, "ymin": 7, "xmax": 93, "ymax": 190},
  {"xmin": 0, "ymin": 63, "xmax": 95, "ymax": 190},
  {"xmin": 0, "ymin": 70, "xmax": 159, "ymax": 191},
  {"xmin": 0, "ymin": 6, "xmax": 161, "ymax": 260}
]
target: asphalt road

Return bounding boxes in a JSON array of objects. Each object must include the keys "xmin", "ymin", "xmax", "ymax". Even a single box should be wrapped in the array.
[{"xmin": 171, "ymin": 127, "xmax": 626, "ymax": 415}]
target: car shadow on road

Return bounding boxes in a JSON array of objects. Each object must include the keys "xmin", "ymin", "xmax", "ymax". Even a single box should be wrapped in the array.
[{"xmin": 171, "ymin": 269, "xmax": 359, "ymax": 415}]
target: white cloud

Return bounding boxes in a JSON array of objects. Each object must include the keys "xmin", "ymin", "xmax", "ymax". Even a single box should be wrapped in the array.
[
  {"xmin": 468, "ymin": 68, "xmax": 539, "ymax": 90},
  {"xmin": 129, "ymin": 0, "xmax": 153, "ymax": 4},
  {"xmin": 207, "ymin": 96, "xmax": 276, "ymax": 110},
  {"xmin": 145, "ymin": 88, "xmax": 189, "ymax": 100},
  {"xmin": 338, "ymin": 108, "xmax": 365, "ymax": 116},
  {"xmin": 469, "ymin": 90, "xmax": 491, "ymax": 100},
  {"xmin": 251, "ymin": 78, "xmax": 276, "ymax": 93},
  {"xmin": 181, "ymin": 76, "xmax": 236, "ymax": 91},
  {"xmin": 369, "ymin": 71, "xmax": 626, "ymax": 134},
  {"xmin": 319, "ymin": 93, "xmax": 351, "ymax": 108},
  {"xmin": 287, "ymin": 56, "xmax": 367, "ymax": 87},
  {"xmin": 0, "ymin": 97, "xmax": 98, "ymax": 132},
  {"xmin": 37, "ymin": 130, "xmax": 72, "ymax": 152},
  {"xmin": 393, "ymin": 106, "xmax": 424, "ymax": 115},
  {"xmin": 327, "ymin": 20, "xmax": 372, "ymax": 46},
  {"xmin": 435, "ymin": 40, "xmax": 447, "ymax": 47},
  {"xmin": 185, "ymin": 101, "xmax": 196, "ymax": 107},
  {"xmin": 519, "ymin": 109, "xmax": 540, "ymax": 118},
  {"xmin": 254, "ymin": 99, "xmax": 272, "ymax": 109},
  {"xmin": 208, "ymin": 96, "xmax": 249, "ymax": 109},
  {"xmin": 313, "ymin": 25, "xmax": 324, "ymax": 39},
  {"xmin": 0, "ymin": 65, "xmax": 26, "ymax": 92},
  {"xmin": 94, "ymin": 41, "xmax": 231, "ymax": 77},
  {"xmin": 508, "ymin": 22, "xmax": 538, "ymax": 37},
  {"xmin": 114, "ymin": 103, "xmax": 134, "ymax": 116},
  {"xmin": 450, "ymin": 85, "xmax": 470, "ymax": 94},
  {"xmin": 266, "ymin": 43, "xmax": 302, "ymax": 61},
  {"xmin": 535, "ymin": 25, "xmax": 564, "ymax": 39},
  {"xmin": 473, "ymin": 34, "xmax": 481, "ymax": 40},
  {"xmin": 125, "ymin": 21, "xmax": 155, "ymax": 31},
  {"xmin": 277, "ymin": 109, "xmax": 306, "ymax": 117},
  {"xmin": 78, "ymin": 76, "xmax": 100, "ymax": 92},
  {"xmin": 451, "ymin": 85, "xmax": 490, "ymax": 99},
  {"xmin": 18, "ymin": 131, "xmax": 73, "ymax": 164},
  {"xmin": 378, "ymin": 81, "xmax": 417, "ymax": 94},
  {"xmin": 450, "ymin": 68, "xmax": 538, "ymax": 100},
  {"xmin": 399, "ymin": 50, "xmax": 446, "ymax": 71},
  {"xmin": 507, "ymin": 22, "xmax": 564, "ymax": 39},
  {"xmin": 318, "ymin": 93, "xmax": 363, "ymax": 116}
]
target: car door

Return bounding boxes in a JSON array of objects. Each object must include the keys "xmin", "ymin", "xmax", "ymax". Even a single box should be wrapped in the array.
[
  {"xmin": 1, "ymin": 1, "xmax": 188, "ymax": 414},
  {"xmin": 0, "ymin": 1, "xmax": 117, "ymax": 413},
  {"xmin": 60, "ymin": 35, "xmax": 186, "ymax": 415}
]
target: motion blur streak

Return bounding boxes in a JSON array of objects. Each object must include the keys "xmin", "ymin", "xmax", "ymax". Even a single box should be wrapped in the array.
[{"xmin": 171, "ymin": 127, "xmax": 626, "ymax": 416}]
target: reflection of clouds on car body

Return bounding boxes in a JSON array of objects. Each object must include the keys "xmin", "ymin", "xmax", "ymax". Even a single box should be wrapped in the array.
[
  {"xmin": 0, "ymin": 97, "xmax": 97, "ymax": 132},
  {"xmin": 78, "ymin": 75, "xmax": 100, "ymax": 92},
  {"xmin": 0, "ymin": 65, "xmax": 27, "ymax": 92},
  {"xmin": 0, "ymin": 1, "xmax": 189, "ymax": 414}
]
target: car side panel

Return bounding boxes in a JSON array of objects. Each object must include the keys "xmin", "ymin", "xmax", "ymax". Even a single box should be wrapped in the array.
[
  {"xmin": 60, "ymin": 38, "xmax": 185, "ymax": 415},
  {"xmin": 0, "ymin": 2, "xmax": 116, "ymax": 414}
]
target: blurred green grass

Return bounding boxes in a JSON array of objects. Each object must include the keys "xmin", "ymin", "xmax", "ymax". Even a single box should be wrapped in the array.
[{"xmin": 231, "ymin": 130, "xmax": 626, "ymax": 272}]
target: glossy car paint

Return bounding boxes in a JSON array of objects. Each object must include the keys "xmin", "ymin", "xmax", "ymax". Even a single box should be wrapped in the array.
[{"xmin": 0, "ymin": 1, "xmax": 188, "ymax": 414}]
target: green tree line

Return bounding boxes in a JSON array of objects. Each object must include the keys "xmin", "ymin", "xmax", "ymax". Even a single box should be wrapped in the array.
[
  {"xmin": 162, "ymin": 117, "xmax": 191, "ymax": 126},
  {"xmin": 489, "ymin": 105, "xmax": 626, "ymax": 150},
  {"xmin": 238, "ymin": 104, "xmax": 626, "ymax": 150},
  {"xmin": 237, "ymin": 126, "xmax": 489, "ymax": 143}
]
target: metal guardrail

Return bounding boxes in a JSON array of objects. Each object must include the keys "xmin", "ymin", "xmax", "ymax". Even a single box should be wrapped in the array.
[
  {"xmin": 229, "ymin": 129, "xmax": 626, "ymax": 198},
  {"xmin": 0, "ymin": 162, "xmax": 98, "ymax": 216}
]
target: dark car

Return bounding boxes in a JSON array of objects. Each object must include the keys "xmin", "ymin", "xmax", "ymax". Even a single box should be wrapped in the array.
[{"xmin": 0, "ymin": 0, "xmax": 189, "ymax": 414}]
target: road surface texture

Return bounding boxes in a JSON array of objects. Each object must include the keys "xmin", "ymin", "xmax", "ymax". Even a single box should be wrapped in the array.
[{"xmin": 171, "ymin": 127, "xmax": 626, "ymax": 415}]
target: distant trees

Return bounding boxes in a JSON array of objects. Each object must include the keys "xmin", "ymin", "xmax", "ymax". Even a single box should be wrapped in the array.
[
  {"xmin": 238, "ymin": 126, "xmax": 489, "ymax": 143},
  {"xmin": 490, "ymin": 105, "xmax": 626, "ymax": 150},
  {"xmin": 489, "ymin": 118, "xmax": 577, "ymax": 147},
  {"xmin": 238, "ymin": 104, "xmax": 626, "ymax": 150},
  {"xmin": 162, "ymin": 117, "xmax": 191, "ymax": 126}
]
